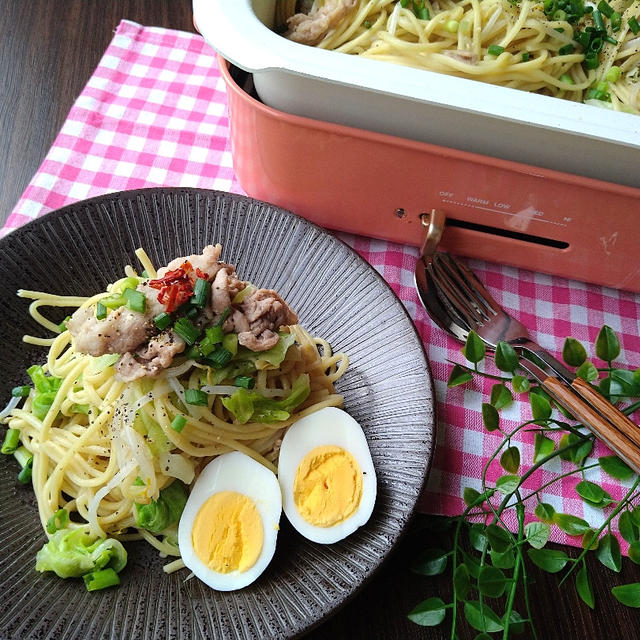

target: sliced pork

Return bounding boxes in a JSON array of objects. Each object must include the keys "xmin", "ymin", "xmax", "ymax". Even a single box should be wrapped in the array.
[
  {"xmin": 66, "ymin": 306, "xmax": 154, "ymax": 357},
  {"xmin": 115, "ymin": 331, "xmax": 185, "ymax": 382},
  {"xmin": 286, "ymin": 0, "xmax": 357, "ymax": 46}
]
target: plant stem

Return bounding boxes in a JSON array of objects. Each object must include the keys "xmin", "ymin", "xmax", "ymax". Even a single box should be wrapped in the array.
[{"xmin": 502, "ymin": 501, "xmax": 526, "ymax": 640}]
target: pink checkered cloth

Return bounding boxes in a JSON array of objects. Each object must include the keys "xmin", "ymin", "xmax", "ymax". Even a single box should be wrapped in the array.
[{"xmin": 4, "ymin": 20, "xmax": 640, "ymax": 548}]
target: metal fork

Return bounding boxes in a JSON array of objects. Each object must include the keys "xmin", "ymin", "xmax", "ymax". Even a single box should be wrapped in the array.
[{"xmin": 416, "ymin": 251, "xmax": 640, "ymax": 473}]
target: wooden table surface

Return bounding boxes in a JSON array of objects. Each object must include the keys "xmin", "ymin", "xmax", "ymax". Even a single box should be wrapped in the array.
[{"xmin": 1, "ymin": 2, "xmax": 639, "ymax": 639}]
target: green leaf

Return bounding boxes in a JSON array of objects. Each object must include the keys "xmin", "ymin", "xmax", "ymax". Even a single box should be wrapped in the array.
[
  {"xmin": 534, "ymin": 502, "xmax": 556, "ymax": 524},
  {"xmin": 525, "ymin": 521, "xmax": 550, "ymax": 549},
  {"xmin": 599, "ymin": 455, "xmax": 634, "ymax": 481},
  {"xmin": 576, "ymin": 564, "xmax": 595, "ymax": 609},
  {"xmin": 576, "ymin": 360, "xmax": 599, "ymax": 382},
  {"xmin": 599, "ymin": 375, "xmax": 623, "ymax": 403},
  {"xmin": 527, "ymin": 548, "xmax": 569, "ymax": 573},
  {"xmin": 469, "ymin": 524, "xmax": 488, "ymax": 553},
  {"xmin": 495, "ymin": 475, "xmax": 520, "ymax": 495},
  {"xmin": 575, "ymin": 480, "xmax": 605, "ymax": 505},
  {"xmin": 611, "ymin": 583, "xmax": 640, "ymax": 607},
  {"xmin": 533, "ymin": 433, "xmax": 555, "ymax": 463},
  {"xmin": 407, "ymin": 597, "xmax": 447, "ymax": 626},
  {"xmin": 632, "ymin": 507, "xmax": 640, "ymax": 528},
  {"xmin": 596, "ymin": 533, "xmax": 622, "ymax": 572},
  {"xmin": 463, "ymin": 487, "xmax": 482, "ymax": 507},
  {"xmin": 490, "ymin": 383, "xmax": 513, "ymax": 410},
  {"xmin": 500, "ymin": 446, "xmax": 520, "ymax": 474},
  {"xmin": 628, "ymin": 541, "xmax": 640, "ymax": 565},
  {"xmin": 410, "ymin": 548, "xmax": 449, "ymax": 576},
  {"xmin": 463, "ymin": 601, "xmax": 504, "ymax": 633},
  {"xmin": 448, "ymin": 363, "xmax": 473, "ymax": 388},
  {"xmin": 453, "ymin": 563, "xmax": 471, "ymax": 600},
  {"xmin": 559, "ymin": 434, "xmax": 592, "ymax": 465},
  {"xmin": 554, "ymin": 513, "xmax": 591, "ymax": 537},
  {"xmin": 494, "ymin": 341, "xmax": 519, "ymax": 372},
  {"xmin": 610, "ymin": 369, "xmax": 639, "ymax": 396},
  {"xmin": 463, "ymin": 330, "xmax": 486, "ymax": 364},
  {"xmin": 462, "ymin": 551, "xmax": 483, "ymax": 578},
  {"xmin": 619, "ymin": 511, "xmax": 639, "ymax": 543},
  {"xmin": 477, "ymin": 566, "xmax": 507, "ymax": 598},
  {"xmin": 581, "ymin": 529, "xmax": 599, "ymax": 550},
  {"xmin": 562, "ymin": 337, "xmax": 587, "ymax": 367},
  {"xmin": 503, "ymin": 610, "xmax": 526, "ymax": 635},
  {"xmin": 481, "ymin": 402, "xmax": 500, "ymax": 432},
  {"xmin": 490, "ymin": 548, "xmax": 516, "ymax": 569},
  {"xmin": 511, "ymin": 374, "xmax": 531, "ymax": 393},
  {"xmin": 529, "ymin": 392, "xmax": 552, "ymax": 422},
  {"xmin": 486, "ymin": 524, "xmax": 512, "ymax": 553},
  {"xmin": 595, "ymin": 325, "xmax": 620, "ymax": 363}
]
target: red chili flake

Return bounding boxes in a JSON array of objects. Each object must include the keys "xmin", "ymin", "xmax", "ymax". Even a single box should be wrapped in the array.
[
  {"xmin": 195, "ymin": 268, "xmax": 210, "ymax": 280},
  {"xmin": 149, "ymin": 268, "xmax": 195, "ymax": 312}
]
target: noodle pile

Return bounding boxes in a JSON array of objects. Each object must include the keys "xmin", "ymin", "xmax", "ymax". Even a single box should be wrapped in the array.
[
  {"xmin": 285, "ymin": 0, "xmax": 640, "ymax": 113},
  {"xmin": 3, "ymin": 252, "xmax": 348, "ymax": 563}
]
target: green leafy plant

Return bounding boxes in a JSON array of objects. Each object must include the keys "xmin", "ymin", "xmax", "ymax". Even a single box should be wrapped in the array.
[{"xmin": 409, "ymin": 325, "xmax": 640, "ymax": 638}]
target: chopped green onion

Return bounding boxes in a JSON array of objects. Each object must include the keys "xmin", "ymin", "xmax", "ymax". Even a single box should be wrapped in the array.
[
  {"xmin": 173, "ymin": 317, "xmax": 200, "ymax": 345},
  {"xmin": 206, "ymin": 325, "xmax": 224, "ymax": 344},
  {"xmin": 14, "ymin": 445, "xmax": 31, "ymax": 468},
  {"xmin": 170, "ymin": 415, "xmax": 187, "ymax": 433},
  {"xmin": 559, "ymin": 73, "xmax": 574, "ymax": 84},
  {"xmin": 206, "ymin": 347, "xmax": 233, "ymax": 369},
  {"xmin": 401, "ymin": 0, "xmax": 410, "ymax": 6},
  {"xmin": 116, "ymin": 277, "xmax": 140, "ymax": 293},
  {"xmin": 589, "ymin": 36, "xmax": 604, "ymax": 53},
  {"xmin": 234, "ymin": 376, "xmax": 256, "ymax": 389},
  {"xmin": 584, "ymin": 51, "xmax": 599, "ymax": 69},
  {"xmin": 610, "ymin": 11, "xmax": 621, "ymax": 30},
  {"xmin": 553, "ymin": 9, "xmax": 567, "ymax": 20},
  {"xmin": 414, "ymin": 3, "xmax": 430, "ymax": 20},
  {"xmin": 184, "ymin": 345, "xmax": 201, "ymax": 359},
  {"xmin": 1, "ymin": 428, "xmax": 20, "ymax": 454},
  {"xmin": 597, "ymin": 0, "xmax": 613, "ymax": 18},
  {"xmin": 124, "ymin": 288, "xmax": 146, "ymax": 313},
  {"xmin": 364, "ymin": 20, "xmax": 372, "ymax": 28},
  {"xmin": 17, "ymin": 456, "xmax": 33, "ymax": 484},
  {"xmin": 192, "ymin": 278, "xmax": 211, "ymax": 307},
  {"xmin": 184, "ymin": 388, "xmax": 208, "ymax": 406},
  {"xmin": 141, "ymin": 270, "xmax": 150, "ymax": 279},
  {"xmin": 522, "ymin": 51, "xmax": 531, "ymax": 61},
  {"xmin": 488, "ymin": 44, "xmax": 505, "ymax": 56},
  {"xmin": 133, "ymin": 476, "xmax": 146, "ymax": 486},
  {"xmin": 558, "ymin": 44, "xmax": 575, "ymax": 55},
  {"xmin": 46, "ymin": 508, "xmax": 69, "ymax": 534},
  {"xmin": 605, "ymin": 35, "xmax": 618, "ymax": 44},
  {"xmin": 153, "ymin": 312, "xmax": 172, "ymax": 330},
  {"xmin": 185, "ymin": 306, "xmax": 199, "ymax": 319},
  {"xmin": 101, "ymin": 294, "xmax": 127, "ymax": 310},
  {"xmin": 445, "ymin": 19, "xmax": 459, "ymax": 32},
  {"xmin": 96, "ymin": 302, "xmax": 107, "ymax": 320},
  {"xmin": 58, "ymin": 316, "xmax": 71, "ymax": 332},
  {"xmin": 629, "ymin": 16, "xmax": 640, "ymax": 34},
  {"xmin": 593, "ymin": 9, "xmax": 605, "ymax": 31},
  {"xmin": 83, "ymin": 568, "xmax": 120, "ymax": 592},
  {"xmin": 11, "ymin": 385, "xmax": 31, "ymax": 398}
]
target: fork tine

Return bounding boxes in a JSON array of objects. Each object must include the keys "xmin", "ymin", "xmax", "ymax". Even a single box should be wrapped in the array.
[
  {"xmin": 435, "ymin": 254, "xmax": 494, "ymax": 323},
  {"xmin": 428, "ymin": 258, "xmax": 480, "ymax": 329},
  {"xmin": 445, "ymin": 254, "xmax": 502, "ymax": 317}
]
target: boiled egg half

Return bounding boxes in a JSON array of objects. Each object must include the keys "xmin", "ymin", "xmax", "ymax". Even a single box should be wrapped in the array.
[
  {"xmin": 178, "ymin": 451, "xmax": 282, "ymax": 591},
  {"xmin": 278, "ymin": 407, "xmax": 377, "ymax": 544}
]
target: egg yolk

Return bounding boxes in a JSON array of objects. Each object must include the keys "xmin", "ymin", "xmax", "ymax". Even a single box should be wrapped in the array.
[
  {"xmin": 191, "ymin": 491, "xmax": 263, "ymax": 574},
  {"xmin": 293, "ymin": 445, "xmax": 363, "ymax": 527}
]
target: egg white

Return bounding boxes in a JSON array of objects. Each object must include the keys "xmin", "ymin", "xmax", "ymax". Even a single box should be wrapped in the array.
[
  {"xmin": 278, "ymin": 407, "xmax": 377, "ymax": 544},
  {"xmin": 178, "ymin": 451, "xmax": 282, "ymax": 591}
]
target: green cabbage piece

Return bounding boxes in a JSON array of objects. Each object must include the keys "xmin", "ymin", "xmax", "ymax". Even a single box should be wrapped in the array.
[
  {"xmin": 27, "ymin": 365, "xmax": 62, "ymax": 420},
  {"xmin": 221, "ymin": 373, "xmax": 310, "ymax": 424},
  {"xmin": 135, "ymin": 480, "xmax": 188, "ymax": 534},
  {"xmin": 35, "ymin": 528, "xmax": 127, "ymax": 579}
]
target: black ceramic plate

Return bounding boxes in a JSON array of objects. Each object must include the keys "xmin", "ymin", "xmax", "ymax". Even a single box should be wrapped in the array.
[{"xmin": 0, "ymin": 188, "xmax": 435, "ymax": 640}]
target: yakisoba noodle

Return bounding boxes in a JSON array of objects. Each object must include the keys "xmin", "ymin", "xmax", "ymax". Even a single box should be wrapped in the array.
[
  {"xmin": 5, "ymin": 249, "xmax": 348, "ymax": 567},
  {"xmin": 285, "ymin": 0, "xmax": 640, "ymax": 113}
]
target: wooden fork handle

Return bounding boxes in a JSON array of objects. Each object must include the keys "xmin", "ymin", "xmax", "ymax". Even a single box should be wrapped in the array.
[{"xmin": 543, "ymin": 376, "xmax": 640, "ymax": 473}]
